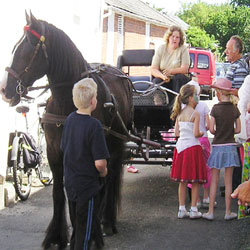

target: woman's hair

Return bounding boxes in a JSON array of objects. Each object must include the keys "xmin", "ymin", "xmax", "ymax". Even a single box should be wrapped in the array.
[
  {"xmin": 164, "ymin": 25, "xmax": 185, "ymax": 46},
  {"xmin": 171, "ymin": 84, "xmax": 195, "ymax": 120},
  {"xmin": 73, "ymin": 78, "xmax": 97, "ymax": 109}
]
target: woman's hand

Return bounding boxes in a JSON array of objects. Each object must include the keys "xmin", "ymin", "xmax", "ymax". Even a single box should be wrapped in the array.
[
  {"xmin": 162, "ymin": 69, "xmax": 172, "ymax": 77},
  {"xmin": 151, "ymin": 66, "xmax": 170, "ymax": 82}
]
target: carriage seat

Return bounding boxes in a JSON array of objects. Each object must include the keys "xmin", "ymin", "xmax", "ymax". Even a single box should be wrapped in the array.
[
  {"xmin": 117, "ymin": 49, "xmax": 155, "ymax": 86},
  {"xmin": 117, "ymin": 49, "xmax": 171, "ymax": 130}
]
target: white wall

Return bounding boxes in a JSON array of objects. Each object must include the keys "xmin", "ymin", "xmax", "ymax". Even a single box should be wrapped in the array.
[{"xmin": 0, "ymin": 0, "xmax": 104, "ymax": 177}]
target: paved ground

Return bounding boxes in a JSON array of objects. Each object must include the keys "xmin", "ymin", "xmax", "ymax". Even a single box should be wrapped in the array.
[{"xmin": 0, "ymin": 164, "xmax": 249, "ymax": 250}]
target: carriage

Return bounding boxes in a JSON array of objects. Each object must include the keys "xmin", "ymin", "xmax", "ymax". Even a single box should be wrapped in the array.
[
  {"xmin": 0, "ymin": 12, "xmax": 184, "ymax": 249},
  {"xmin": 116, "ymin": 49, "xmax": 177, "ymax": 165}
]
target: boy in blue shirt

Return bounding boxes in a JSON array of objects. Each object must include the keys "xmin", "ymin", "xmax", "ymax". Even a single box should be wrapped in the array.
[{"xmin": 61, "ymin": 78, "xmax": 110, "ymax": 250}]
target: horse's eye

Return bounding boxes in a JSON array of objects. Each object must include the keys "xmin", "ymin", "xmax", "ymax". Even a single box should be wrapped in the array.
[{"xmin": 19, "ymin": 41, "xmax": 34, "ymax": 58}]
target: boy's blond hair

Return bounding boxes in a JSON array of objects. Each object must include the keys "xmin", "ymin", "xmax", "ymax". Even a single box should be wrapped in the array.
[{"xmin": 72, "ymin": 78, "xmax": 97, "ymax": 109}]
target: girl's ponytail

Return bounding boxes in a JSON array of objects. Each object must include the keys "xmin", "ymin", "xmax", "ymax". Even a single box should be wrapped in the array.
[
  {"xmin": 171, "ymin": 95, "xmax": 182, "ymax": 120},
  {"xmin": 170, "ymin": 84, "xmax": 195, "ymax": 120}
]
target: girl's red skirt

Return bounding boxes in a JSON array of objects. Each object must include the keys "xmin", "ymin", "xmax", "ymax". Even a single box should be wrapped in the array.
[{"xmin": 171, "ymin": 145, "xmax": 207, "ymax": 184}]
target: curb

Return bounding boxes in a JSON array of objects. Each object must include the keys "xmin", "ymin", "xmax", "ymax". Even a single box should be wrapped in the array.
[
  {"xmin": 4, "ymin": 182, "xmax": 16, "ymax": 208},
  {"xmin": 0, "ymin": 175, "xmax": 16, "ymax": 210},
  {"xmin": 0, "ymin": 176, "xmax": 5, "ymax": 209}
]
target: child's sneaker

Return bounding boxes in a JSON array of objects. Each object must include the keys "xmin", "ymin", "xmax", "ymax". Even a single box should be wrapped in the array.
[
  {"xmin": 224, "ymin": 212, "xmax": 237, "ymax": 221},
  {"xmin": 177, "ymin": 210, "xmax": 189, "ymax": 219},
  {"xmin": 189, "ymin": 209, "xmax": 202, "ymax": 219},
  {"xmin": 202, "ymin": 198, "xmax": 217, "ymax": 208},
  {"xmin": 202, "ymin": 212, "xmax": 214, "ymax": 221}
]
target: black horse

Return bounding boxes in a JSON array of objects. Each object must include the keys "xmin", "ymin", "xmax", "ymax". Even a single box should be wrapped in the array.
[{"xmin": 0, "ymin": 12, "xmax": 133, "ymax": 249}]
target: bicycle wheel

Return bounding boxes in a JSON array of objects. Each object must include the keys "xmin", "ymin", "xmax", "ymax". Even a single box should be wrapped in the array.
[
  {"xmin": 37, "ymin": 132, "xmax": 53, "ymax": 186},
  {"xmin": 13, "ymin": 141, "xmax": 32, "ymax": 201}
]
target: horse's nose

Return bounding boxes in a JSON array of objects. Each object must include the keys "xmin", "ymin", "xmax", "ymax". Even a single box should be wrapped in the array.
[{"xmin": 0, "ymin": 85, "xmax": 5, "ymax": 95}]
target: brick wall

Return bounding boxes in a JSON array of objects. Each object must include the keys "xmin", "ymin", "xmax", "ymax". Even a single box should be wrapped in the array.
[
  {"xmin": 101, "ymin": 12, "xmax": 169, "ymax": 77},
  {"xmin": 150, "ymin": 24, "xmax": 166, "ymax": 42},
  {"xmin": 124, "ymin": 17, "xmax": 146, "ymax": 50}
]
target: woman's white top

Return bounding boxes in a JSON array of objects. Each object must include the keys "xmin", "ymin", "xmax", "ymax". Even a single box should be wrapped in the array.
[
  {"xmin": 176, "ymin": 121, "xmax": 200, "ymax": 153},
  {"xmin": 195, "ymin": 102, "xmax": 210, "ymax": 137},
  {"xmin": 236, "ymin": 75, "xmax": 250, "ymax": 141}
]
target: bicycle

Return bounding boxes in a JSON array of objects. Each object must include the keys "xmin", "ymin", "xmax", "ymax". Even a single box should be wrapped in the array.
[{"xmin": 6, "ymin": 99, "xmax": 53, "ymax": 201}]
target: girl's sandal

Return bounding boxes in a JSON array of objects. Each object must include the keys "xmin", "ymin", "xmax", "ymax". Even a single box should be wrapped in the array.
[{"xmin": 127, "ymin": 165, "xmax": 139, "ymax": 173}]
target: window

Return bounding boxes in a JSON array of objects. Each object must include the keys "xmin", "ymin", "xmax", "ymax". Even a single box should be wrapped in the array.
[
  {"xmin": 197, "ymin": 54, "xmax": 209, "ymax": 69},
  {"xmin": 189, "ymin": 53, "xmax": 195, "ymax": 68}
]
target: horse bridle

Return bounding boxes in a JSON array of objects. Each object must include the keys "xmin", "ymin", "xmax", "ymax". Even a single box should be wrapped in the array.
[{"xmin": 5, "ymin": 22, "xmax": 49, "ymax": 97}]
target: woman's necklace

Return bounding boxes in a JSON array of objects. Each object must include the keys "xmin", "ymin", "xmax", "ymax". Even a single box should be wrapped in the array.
[{"xmin": 167, "ymin": 45, "xmax": 175, "ymax": 54}]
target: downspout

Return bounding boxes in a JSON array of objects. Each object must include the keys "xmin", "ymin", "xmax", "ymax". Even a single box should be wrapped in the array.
[
  {"xmin": 103, "ymin": 6, "xmax": 113, "ymax": 19},
  {"xmin": 103, "ymin": 4, "xmax": 115, "ymax": 65}
]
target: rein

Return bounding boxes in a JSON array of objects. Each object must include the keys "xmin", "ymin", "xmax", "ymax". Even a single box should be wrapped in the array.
[{"xmin": 5, "ymin": 23, "xmax": 49, "ymax": 98}]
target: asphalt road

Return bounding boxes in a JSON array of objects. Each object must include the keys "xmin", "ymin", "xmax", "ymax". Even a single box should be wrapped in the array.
[{"xmin": 0, "ymin": 164, "xmax": 249, "ymax": 250}]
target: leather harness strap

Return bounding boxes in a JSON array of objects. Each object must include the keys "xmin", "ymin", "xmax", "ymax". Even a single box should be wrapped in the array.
[{"xmin": 41, "ymin": 112, "xmax": 67, "ymax": 127}]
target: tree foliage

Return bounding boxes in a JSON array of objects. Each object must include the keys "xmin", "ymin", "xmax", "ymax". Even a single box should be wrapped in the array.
[
  {"xmin": 186, "ymin": 26, "xmax": 218, "ymax": 51},
  {"xmin": 230, "ymin": 0, "xmax": 250, "ymax": 7},
  {"xmin": 177, "ymin": 2, "xmax": 250, "ymax": 59},
  {"xmin": 178, "ymin": 2, "xmax": 216, "ymax": 29},
  {"xmin": 204, "ymin": 5, "xmax": 250, "ymax": 54}
]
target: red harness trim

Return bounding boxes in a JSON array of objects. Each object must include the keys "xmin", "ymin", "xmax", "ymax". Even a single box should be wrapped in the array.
[{"xmin": 24, "ymin": 25, "xmax": 41, "ymax": 40}]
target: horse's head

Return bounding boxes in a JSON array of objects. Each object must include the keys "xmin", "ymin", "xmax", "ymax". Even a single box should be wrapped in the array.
[{"xmin": 0, "ymin": 11, "xmax": 49, "ymax": 106}]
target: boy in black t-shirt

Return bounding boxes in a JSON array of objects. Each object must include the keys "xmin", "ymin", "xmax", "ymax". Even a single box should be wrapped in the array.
[{"xmin": 60, "ymin": 78, "xmax": 110, "ymax": 250}]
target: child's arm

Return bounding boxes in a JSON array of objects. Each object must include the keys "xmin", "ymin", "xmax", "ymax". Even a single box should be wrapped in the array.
[
  {"xmin": 234, "ymin": 117, "xmax": 241, "ymax": 134},
  {"xmin": 209, "ymin": 116, "xmax": 216, "ymax": 135},
  {"xmin": 174, "ymin": 119, "xmax": 180, "ymax": 137},
  {"xmin": 193, "ymin": 112, "xmax": 203, "ymax": 137},
  {"xmin": 205, "ymin": 114, "xmax": 210, "ymax": 131},
  {"xmin": 95, "ymin": 159, "xmax": 108, "ymax": 177}
]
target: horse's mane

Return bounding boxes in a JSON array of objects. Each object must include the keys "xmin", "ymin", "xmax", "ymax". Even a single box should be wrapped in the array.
[{"xmin": 42, "ymin": 20, "xmax": 88, "ymax": 83}]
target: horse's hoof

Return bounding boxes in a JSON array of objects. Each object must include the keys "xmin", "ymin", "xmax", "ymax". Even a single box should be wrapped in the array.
[
  {"xmin": 102, "ymin": 224, "xmax": 118, "ymax": 237},
  {"xmin": 95, "ymin": 239, "xmax": 104, "ymax": 249},
  {"xmin": 102, "ymin": 224, "xmax": 114, "ymax": 237},
  {"xmin": 112, "ymin": 225, "xmax": 118, "ymax": 234}
]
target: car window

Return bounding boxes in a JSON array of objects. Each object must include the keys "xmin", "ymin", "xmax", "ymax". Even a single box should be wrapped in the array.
[
  {"xmin": 223, "ymin": 63, "xmax": 230, "ymax": 73},
  {"xmin": 216, "ymin": 63, "xmax": 225, "ymax": 78},
  {"xmin": 189, "ymin": 53, "xmax": 195, "ymax": 68},
  {"xmin": 197, "ymin": 54, "xmax": 209, "ymax": 69}
]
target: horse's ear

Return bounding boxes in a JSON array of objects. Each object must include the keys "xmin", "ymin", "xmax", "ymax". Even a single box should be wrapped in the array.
[
  {"xmin": 25, "ymin": 10, "xmax": 30, "ymax": 25},
  {"xmin": 25, "ymin": 10, "xmax": 38, "ymax": 26},
  {"xmin": 29, "ymin": 10, "xmax": 38, "ymax": 24}
]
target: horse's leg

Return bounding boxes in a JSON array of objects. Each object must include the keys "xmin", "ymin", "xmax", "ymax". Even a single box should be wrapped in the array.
[
  {"xmin": 102, "ymin": 140, "xmax": 124, "ymax": 236},
  {"xmin": 42, "ymin": 130, "xmax": 69, "ymax": 250},
  {"xmin": 42, "ymin": 161, "xmax": 69, "ymax": 250}
]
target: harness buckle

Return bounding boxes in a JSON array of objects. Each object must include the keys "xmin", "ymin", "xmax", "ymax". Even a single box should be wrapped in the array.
[
  {"xmin": 16, "ymin": 83, "xmax": 25, "ymax": 95},
  {"xmin": 40, "ymin": 36, "xmax": 45, "ymax": 43}
]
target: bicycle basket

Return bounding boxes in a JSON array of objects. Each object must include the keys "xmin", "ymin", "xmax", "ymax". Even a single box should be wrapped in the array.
[{"xmin": 22, "ymin": 132, "xmax": 40, "ymax": 169}]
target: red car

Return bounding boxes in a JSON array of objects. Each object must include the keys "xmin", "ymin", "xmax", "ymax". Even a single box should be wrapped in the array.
[{"xmin": 189, "ymin": 48, "xmax": 216, "ymax": 99}]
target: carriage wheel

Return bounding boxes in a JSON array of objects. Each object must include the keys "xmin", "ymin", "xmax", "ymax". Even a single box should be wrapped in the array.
[{"xmin": 36, "ymin": 132, "xmax": 53, "ymax": 186}]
